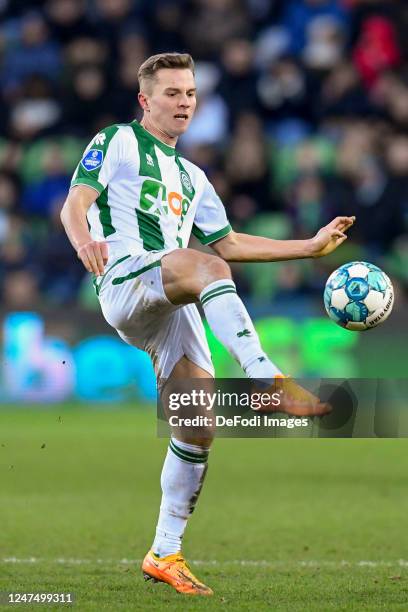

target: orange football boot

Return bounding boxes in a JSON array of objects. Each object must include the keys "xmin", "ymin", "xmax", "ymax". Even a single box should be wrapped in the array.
[
  {"xmin": 142, "ymin": 550, "xmax": 213, "ymax": 595},
  {"xmin": 253, "ymin": 375, "xmax": 332, "ymax": 417}
]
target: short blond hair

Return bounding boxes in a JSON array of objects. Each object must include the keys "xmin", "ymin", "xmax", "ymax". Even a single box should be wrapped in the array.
[{"xmin": 138, "ymin": 52, "xmax": 195, "ymax": 92}]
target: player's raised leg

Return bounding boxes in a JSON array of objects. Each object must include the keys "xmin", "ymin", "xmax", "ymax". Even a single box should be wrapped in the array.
[
  {"xmin": 161, "ymin": 248, "xmax": 329, "ymax": 416},
  {"xmin": 162, "ymin": 248, "xmax": 282, "ymax": 378},
  {"xmin": 142, "ymin": 356, "xmax": 214, "ymax": 596}
]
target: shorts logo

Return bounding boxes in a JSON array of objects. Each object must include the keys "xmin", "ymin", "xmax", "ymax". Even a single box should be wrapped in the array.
[
  {"xmin": 180, "ymin": 171, "xmax": 193, "ymax": 194},
  {"xmin": 237, "ymin": 329, "xmax": 251, "ymax": 338},
  {"xmin": 81, "ymin": 149, "xmax": 104, "ymax": 171}
]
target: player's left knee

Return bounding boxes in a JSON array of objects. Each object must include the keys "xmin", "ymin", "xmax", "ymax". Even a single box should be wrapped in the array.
[{"xmin": 204, "ymin": 254, "xmax": 231, "ymax": 282}]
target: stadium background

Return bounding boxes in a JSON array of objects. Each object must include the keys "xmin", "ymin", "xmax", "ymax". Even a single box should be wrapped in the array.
[
  {"xmin": 0, "ymin": 0, "xmax": 407, "ymax": 403},
  {"xmin": 2, "ymin": 2, "xmax": 408, "ymax": 610}
]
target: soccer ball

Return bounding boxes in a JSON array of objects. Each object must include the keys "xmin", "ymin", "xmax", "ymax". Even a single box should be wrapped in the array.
[{"xmin": 324, "ymin": 261, "xmax": 394, "ymax": 331}]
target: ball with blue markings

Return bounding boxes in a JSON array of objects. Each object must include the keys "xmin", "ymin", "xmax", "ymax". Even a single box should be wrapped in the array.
[{"xmin": 324, "ymin": 262, "xmax": 394, "ymax": 331}]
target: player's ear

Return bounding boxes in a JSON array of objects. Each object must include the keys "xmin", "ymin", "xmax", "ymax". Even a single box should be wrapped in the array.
[{"xmin": 138, "ymin": 91, "xmax": 150, "ymax": 112}]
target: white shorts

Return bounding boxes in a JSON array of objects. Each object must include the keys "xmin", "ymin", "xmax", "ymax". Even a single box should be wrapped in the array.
[{"xmin": 96, "ymin": 250, "xmax": 214, "ymax": 388}]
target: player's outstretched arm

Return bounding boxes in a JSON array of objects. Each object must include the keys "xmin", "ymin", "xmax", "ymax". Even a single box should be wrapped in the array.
[
  {"xmin": 60, "ymin": 185, "xmax": 108, "ymax": 276},
  {"xmin": 211, "ymin": 216, "xmax": 355, "ymax": 263}
]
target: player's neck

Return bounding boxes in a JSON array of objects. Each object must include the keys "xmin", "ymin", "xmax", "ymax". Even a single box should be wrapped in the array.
[{"xmin": 140, "ymin": 116, "xmax": 178, "ymax": 148}]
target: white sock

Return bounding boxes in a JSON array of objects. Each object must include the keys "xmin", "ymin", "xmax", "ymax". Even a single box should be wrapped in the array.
[
  {"xmin": 152, "ymin": 437, "xmax": 209, "ymax": 557},
  {"xmin": 200, "ymin": 279, "xmax": 283, "ymax": 379}
]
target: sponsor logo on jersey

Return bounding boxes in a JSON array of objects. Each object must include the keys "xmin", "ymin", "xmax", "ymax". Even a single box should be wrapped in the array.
[
  {"xmin": 180, "ymin": 170, "xmax": 193, "ymax": 194},
  {"xmin": 146, "ymin": 153, "xmax": 155, "ymax": 167},
  {"xmin": 93, "ymin": 133, "xmax": 106, "ymax": 146},
  {"xmin": 140, "ymin": 178, "xmax": 192, "ymax": 220},
  {"xmin": 81, "ymin": 149, "xmax": 104, "ymax": 171}
]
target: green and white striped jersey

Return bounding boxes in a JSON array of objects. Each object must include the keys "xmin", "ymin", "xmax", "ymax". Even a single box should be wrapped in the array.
[{"xmin": 71, "ymin": 121, "xmax": 232, "ymax": 263}]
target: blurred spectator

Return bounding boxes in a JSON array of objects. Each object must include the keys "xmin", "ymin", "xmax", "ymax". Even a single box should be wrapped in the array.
[
  {"xmin": 254, "ymin": 25, "xmax": 291, "ymax": 69},
  {"xmin": 335, "ymin": 120, "xmax": 376, "ymax": 175},
  {"xmin": 0, "ymin": 171, "xmax": 21, "ymax": 252},
  {"xmin": 217, "ymin": 38, "xmax": 260, "ymax": 129},
  {"xmin": 64, "ymin": 37, "xmax": 109, "ymax": 70},
  {"xmin": 146, "ymin": 1, "xmax": 185, "ymax": 54},
  {"xmin": 285, "ymin": 172, "xmax": 328, "ymax": 235},
  {"xmin": 386, "ymin": 134, "xmax": 408, "ymax": 179},
  {"xmin": 22, "ymin": 145, "xmax": 70, "ymax": 216},
  {"xmin": 385, "ymin": 134, "xmax": 408, "ymax": 236},
  {"xmin": 0, "ymin": 171, "xmax": 20, "ymax": 216},
  {"xmin": 45, "ymin": 0, "xmax": 94, "ymax": 44},
  {"xmin": 383, "ymin": 79, "xmax": 408, "ymax": 129},
  {"xmin": 0, "ymin": 213, "xmax": 35, "ymax": 289},
  {"xmin": 37, "ymin": 201, "xmax": 86, "ymax": 303},
  {"xmin": 227, "ymin": 194, "xmax": 258, "ymax": 230},
  {"xmin": 282, "ymin": 0, "xmax": 348, "ymax": 56},
  {"xmin": 182, "ymin": 144, "xmax": 220, "ymax": 175},
  {"xmin": 110, "ymin": 31, "xmax": 150, "ymax": 121},
  {"xmin": 63, "ymin": 65, "xmax": 110, "ymax": 135},
  {"xmin": 93, "ymin": 0, "xmax": 142, "ymax": 60},
  {"xmin": 184, "ymin": 0, "xmax": 251, "ymax": 61},
  {"xmin": 386, "ymin": 235, "xmax": 408, "ymax": 287},
  {"xmin": 0, "ymin": 1, "xmax": 45, "ymax": 19},
  {"xmin": 302, "ymin": 15, "xmax": 346, "ymax": 70},
  {"xmin": 246, "ymin": 0, "xmax": 285, "ymax": 31},
  {"xmin": 9, "ymin": 75, "xmax": 61, "ymax": 140},
  {"xmin": 1, "ymin": 11, "xmax": 61, "ymax": 94},
  {"xmin": 271, "ymin": 135, "xmax": 336, "ymax": 193},
  {"xmin": 179, "ymin": 63, "xmax": 228, "ymax": 150},
  {"xmin": 2, "ymin": 269, "xmax": 40, "ymax": 310},
  {"xmin": 352, "ymin": 16, "xmax": 401, "ymax": 87},
  {"xmin": 224, "ymin": 113, "xmax": 271, "ymax": 207},
  {"xmin": 326, "ymin": 151, "xmax": 406, "ymax": 253},
  {"xmin": 257, "ymin": 56, "xmax": 312, "ymax": 141},
  {"xmin": 317, "ymin": 60, "xmax": 372, "ymax": 119},
  {"xmin": 0, "ymin": 0, "xmax": 407, "ymax": 309}
]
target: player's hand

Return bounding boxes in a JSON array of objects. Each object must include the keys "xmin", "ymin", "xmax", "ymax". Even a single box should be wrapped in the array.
[
  {"xmin": 77, "ymin": 240, "xmax": 108, "ymax": 276},
  {"xmin": 309, "ymin": 216, "xmax": 355, "ymax": 258}
]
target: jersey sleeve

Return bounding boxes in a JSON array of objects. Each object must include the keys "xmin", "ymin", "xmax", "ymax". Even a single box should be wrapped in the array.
[
  {"xmin": 70, "ymin": 125, "xmax": 122, "ymax": 195},
  {"xmin": 192, "ymin": 176, "xmax": 232, "ymax": 245}
]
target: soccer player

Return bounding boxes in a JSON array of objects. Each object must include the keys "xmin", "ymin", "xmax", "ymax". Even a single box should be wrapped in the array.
[{"xmin": 61, "ymin": 52, "xmax": 355, "ymax": 596}]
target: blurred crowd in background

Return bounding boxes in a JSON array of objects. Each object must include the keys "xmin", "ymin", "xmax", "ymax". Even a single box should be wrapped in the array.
[{"xmin": 0, "ymin": 0, "xmax": 407, "ymax": 312}]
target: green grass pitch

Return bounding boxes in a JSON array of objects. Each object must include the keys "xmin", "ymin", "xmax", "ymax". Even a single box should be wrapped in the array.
[{"xmin": 1, "ymin": 405, "xmax": 408, "ymax": 611}]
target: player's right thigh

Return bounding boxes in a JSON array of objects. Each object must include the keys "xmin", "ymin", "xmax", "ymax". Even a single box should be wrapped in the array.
[{"xmin": 97, "ymin": 251, "xmax": 215, "ymax": 386}]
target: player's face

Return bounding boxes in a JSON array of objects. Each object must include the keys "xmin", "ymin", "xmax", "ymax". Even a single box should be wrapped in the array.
[{"xmin": 145, "ymin": 68, "xmax": 197, "ymax": 137}]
